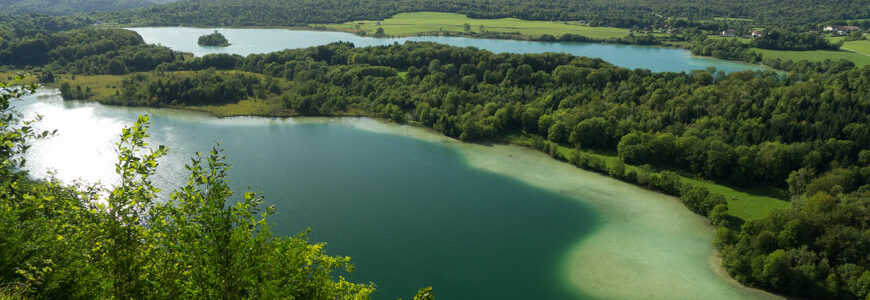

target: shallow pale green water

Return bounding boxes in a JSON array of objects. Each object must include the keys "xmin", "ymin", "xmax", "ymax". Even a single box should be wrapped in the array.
[
  {"xmin": 128, "ymin": 27, "xmax": 766, "ymax": 73},
  {"xmin": 15, "ymin": 90, "xmax": 782, "ymax": 299}
]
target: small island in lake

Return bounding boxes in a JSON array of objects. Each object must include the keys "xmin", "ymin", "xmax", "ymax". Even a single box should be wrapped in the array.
[{"xmin": 197, "ymin": 30, "xmax": 230, "ymax": 46}]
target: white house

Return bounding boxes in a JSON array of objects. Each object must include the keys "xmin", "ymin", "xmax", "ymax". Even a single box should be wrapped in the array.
[{"xmin": 824, "ymin": 26, "xmax": 861, "ymax": 35}]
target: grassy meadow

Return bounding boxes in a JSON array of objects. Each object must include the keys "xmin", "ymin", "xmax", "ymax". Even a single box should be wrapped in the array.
[
  {"xmin": 706, "ymin": 35, "xmax": 752, "ymax": 43},
  {"xmin": 315, "ymin": 12, "xmax": 632, "ymax": 39},
  {"xmin": 681, "ymin": 178, "xmax": 790, "ymax": 220},
  {"xmin": 0, "ymin": 71, "xmax": 38, "ymax": 83},
  {"xmin": 515, "ymin": 137, "xmax": 792, "ymax": 222},
  {"xmin": 704, "ymin": 34, "xmax": 870, "ymax": 66},
  {"xmin": 754, "ymin": 48, "xmax": 870, "ymax": 66},
  {"xmin": 840, "ymin": 40, "xmax": 870, "ymax": 56}
]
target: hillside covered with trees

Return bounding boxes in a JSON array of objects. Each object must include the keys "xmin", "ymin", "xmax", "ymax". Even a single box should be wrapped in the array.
[
  {"xmin": 100, "ymin": 0, "xmax": 870, "ymax": 29},
  {"xmin": 0, "ymin": 0, "xmax": 161, "ymax": 15}
]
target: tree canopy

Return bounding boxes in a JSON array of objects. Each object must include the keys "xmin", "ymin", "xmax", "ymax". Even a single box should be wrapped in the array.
[
  {"xmin": 99, "ymin": 0, "xmax": 870, "ymax": 29},
  {"xmin": 198, "ymin": 30, "xmax": 230, "ymax": 47}
]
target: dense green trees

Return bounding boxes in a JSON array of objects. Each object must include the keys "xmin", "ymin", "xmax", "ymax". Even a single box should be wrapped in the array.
[
  {"xmin": 100, "ymin": 0, "xmax": 870, "ymax": 29},
  {"xmin": 136, "ymin": 42, "xmax": 867, "ymax": 191},
  {"xmin": 0, "ymin": 28, "xmax": 182, "ymax": 74},
  {"xmin": 690, "ymin": 37, "xmax": 761, "ymax": 62},
  {"xmin": 197, "ymin": 30, "xmax": 230, "ymax": 47},
  {"xmin": 750, "ymin": 30, "xmax": 839, "ymax": 51},
  {"xmin": 716, "ymin": 187, "xmax": 869, "ymax": 299},
  {"xmin": 0, "ymin": 14, "xmax": 93, "ymax": 42},
  {"xmin": 114, "ymin": 69, "xmax": 262, "ymax": 106},
  {"xmin": 0, "ymin": 80, "xmax": 375, "ymax": 298},
  {"xmin": 0, "ymin": 0, "xmax": 157, "ymax": 15}
]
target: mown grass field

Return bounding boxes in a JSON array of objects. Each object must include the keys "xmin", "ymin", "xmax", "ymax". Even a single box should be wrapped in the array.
[
  {"xmin": 0, "ymin": 71, "xmax": 38, "ymax": 83},
  {"xmin": 523, "ymin": 138, "xmax": 791, "ymax": 222},
  {"xmin": 754, "ymin": 48, "xmax": 870, "ymax": 66},
  {"xmin": 187, "ymin": 99, "xmax": 286, "ymax": 117},
  {"xmin": 316, "ymin": 12, "xmax": 632, "ymax": 39},
  {"xmin": 681, "ymin": 178, "xmax": 790, "ymax": 220},
  {"xmin": 713, "ymin": 17, "xmax": 753, "ymax": 22},
  {"xmin": 705, "ymin": 34, "xmax": 870, "ymax": 66},
  {"xmin": 840, "ymin": 40, "xmax": 870, "ymax": 56},
  {"xmin": 47, "ymin": 73, "xmax": 126, "ymax": 98},
  {"xmin": 706, "ymin": 35, "xmax": 752, "ymax": 43},
  {"xmin": 827, "ymin": 33, "xmax": 870, "ymax": 55}
]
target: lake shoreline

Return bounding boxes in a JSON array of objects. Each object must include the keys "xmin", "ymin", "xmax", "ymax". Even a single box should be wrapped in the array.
[
  {"xmin": 120, "ymin": 25, "xmax": 772, "ymax": 72},
  {"xmin": 18, "ymin": 89, "xmax": 787, "ymax": 299}
]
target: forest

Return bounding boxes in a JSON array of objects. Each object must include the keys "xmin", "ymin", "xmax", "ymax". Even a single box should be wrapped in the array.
[
  {"xmin": 98, "ymin": 0, "xmax": 870, "ymax": 29},
  {"xmin": 0, "ymin": 14, "xmax": 95, "ymax": 42},
  {"xmin": 198, "ymin": 31, "xmax": 230, "ymax": 47},
  {"xmin": 0, "ymin": 28, "xmax": 182, "ymax": 74},
  {"xmin": 749, "ymin": 30, "xmax": 839, "ymax": 51},
  {"xmin": 0, "ymin": 0, "xmax": 157, "ymax": 15}
]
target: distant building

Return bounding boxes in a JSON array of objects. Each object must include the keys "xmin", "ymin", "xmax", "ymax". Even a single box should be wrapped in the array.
[
  {"xmin": 824, "ymin": 25, "xmax": 861, "ymax": 35},
  {"xmin": 721, "ymin": 29, "xmax": 736, "ymax": 37},
  {"xmin": 751, "ymin": 30, "xmax": 765, "ymax": 38}
]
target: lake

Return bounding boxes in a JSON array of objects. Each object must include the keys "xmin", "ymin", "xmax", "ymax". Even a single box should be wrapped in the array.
[
  {"xmin": 15, "ymin": 90, "xmax": 782, "ymax": 299},
  {"xmin": 128, "ymin": 27, "xmax": 765, "ymax": 73}
]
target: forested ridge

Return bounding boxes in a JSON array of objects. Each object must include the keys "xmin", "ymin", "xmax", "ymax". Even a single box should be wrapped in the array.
[
  {"xmin": 0, "ymin": 19, "xmax": 868, "ymax": 300},
  {"xmin": 0, "ymin": 28, "xmax": 182, "ymax": 74},
  {"xmin": 2, "ymin": 0, "xmax": 868, "ymax": 28},
  {"xmin": 0, "ymin": 0, "xmax": 159, "ymax": 15},
  {"xmin": 0, "ymin": 15, "xmax": 95, "ymax": 42},
  {"xmin": 99, "ymin": 0, "xmax": 870, "ymax": 29}
]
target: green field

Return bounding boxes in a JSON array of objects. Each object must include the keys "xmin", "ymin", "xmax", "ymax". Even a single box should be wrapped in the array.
[
  {"xmin": 0, "ymin": 71, "xmax": 38, "ymax": 83},
  {"xmin": 315, "ymin": 12, "xmax": 632, "ymax": 39},
  {"xmin": 840, "ymin": 40, "xmax": 870, "ymax": 56},
  {"xmin": 707, "ymin": 35, "xmax": 752, "ymax": 43},
  {"xmin": 543, "ymin": 141, "xmax": 789, "ymax": 222},
  {"xmin": 827, "ymin": 33, "xmax": 870, "ymax": 51},
  {"xmin": 713, "ymin": 17, "xmax": 753, "ymax": 22},
  {"xmin": 754, "ymin": 48, "xmax": 870, "ymax": 66},
  {"xmin": 681, "ymin": 178, "xmax": 790, "ymax": 220}
]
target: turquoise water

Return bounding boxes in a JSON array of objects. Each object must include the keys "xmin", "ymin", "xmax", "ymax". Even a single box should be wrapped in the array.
[
  {"xmin": 17, "ymin": 90, "xmax": 783, "ymax": 299},
  {"xmin": 128, "ymin": 27, "xmax": 765, "ymax": 73},
  {"xmin": 17, "ymin": 91, "xmax": 594, "ymax": 299}
]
